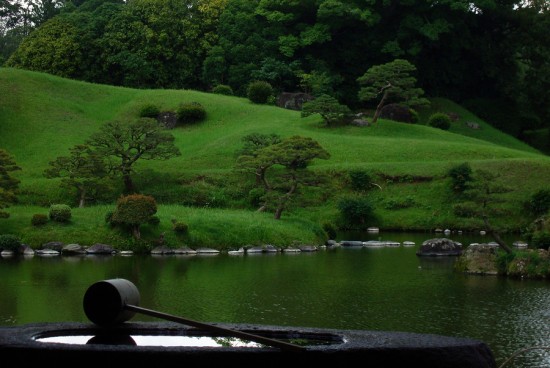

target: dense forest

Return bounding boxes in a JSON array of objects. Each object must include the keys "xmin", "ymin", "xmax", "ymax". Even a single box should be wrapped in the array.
[{"xmin": 1, "ymin": 0, "xmax": 549, "ymax": 152}]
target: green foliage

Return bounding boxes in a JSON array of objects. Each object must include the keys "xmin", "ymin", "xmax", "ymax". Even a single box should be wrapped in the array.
[
  {"xmin": 48, "ymin": 204, "xmax": 72, "ymax": 222},
  {"xmin": 31, "ymin": 213, "xmax": 48, "ymax": 226},
  {"xmin": 531, "ymin": 231, "xmax": 550, "ymax": 250},
  {"xmin": 148, "ymin": 215, "xmax": 160, "ymax": 226},
  {"xmin": 111, "ymin": 194, "xmax": 157, "ymax": 239},
  {"xmin": 358, "ymin": 59, "xmax": 429, "ymax": 123},
  {"xmin": 447, "ymin": 162, "xmax": 473, "ymax": 193},
  {"xmin": 86, "ymin": 118, "xmax": 181, "ymax": 193},
  {"xmin": 452, "ymin": 203, "xmax": 478, "ymax": 218},
  {"xmin": 138, "ymin": 104, "xmax": 161, "ymax": 118},
  {"xmin": 428, "ymin": 112, "xmax": 451, "ymax": 130},
  {"xmin": 247, "ymin": 81, "xmax": 273, "ymax": 104},
  {"xmin": 172, "ymin": 221, "xmax": 189, "ymax": 234},
  {"xmin": 348, "ymin": 170, "xmax": 373, "ymax": 192},
  {"xmin": 0, "ymin": 233, "xmax": 21, "ymax": 251},
  {"xmin": 237, "ymin": 133, "xmax": 281, "ymax": 158},
  {"xmin": 337, "ymin": 196, "xmax": 376, "ymax": 229},
  {"xmin": 526, "ymin": 189, "xmax": 550, "ymax": 217},
  {"xmin": 212, "ymin": 84, "xmax": 234, "ymax": 95},
  {"xmin": 384, "ymin": 197, "xmax": 417, "ymax": 210},
  {"xmin": 409, "ymin": 109, "xmax": 419, "ymax": 124},
  {"xmin": 176, "ymin": 102, "xmax": 207, "ymax": 124},
  {"xmin": 321, "ymin": 221, "xmax": 337, "ymax": 239},
  {"xmin": 0, "ymin": 149, "xmax": 20, "ymax": 218},
  {"xmin": 301, "ymin": 94, "xmax": 351, "ymax": 126}
]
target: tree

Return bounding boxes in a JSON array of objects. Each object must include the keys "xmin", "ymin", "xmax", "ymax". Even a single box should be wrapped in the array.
[
  {"xmin": 238, "ymin": 136, "xmax": 330, "ymax": 219},
  {"xmin": 236, "ymin": 133, "xmax": 281, "ymax": 186},
  {"xmin": 44, "ymin": 144, "xmax": 108, "ymax": 207},
  {"xmin": 111, "ymin": 194, "xmax": 157, "ymax": 239},
  {"xmin": 87, "ymin": 118, "xmax": 181, "ymax": 193},
  {"xmin": 462, "ymin": 170, "xmax": 514, "ymax": 254},
  {"xmin": 301, "ymin": 94, "xmax": 351, "ymax": 126},
  {"xmin": 357, "ymin": 59, "xmax": 429, "ymax": 124},
  {"xmin": 0, "ymin": 149, "xmax": 20, "ymax": 218}
]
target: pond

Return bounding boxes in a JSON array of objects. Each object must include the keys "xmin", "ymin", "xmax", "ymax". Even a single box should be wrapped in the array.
[{"xmin": 0, "ymin": 231, "xmax": 548, "ymax": 367}]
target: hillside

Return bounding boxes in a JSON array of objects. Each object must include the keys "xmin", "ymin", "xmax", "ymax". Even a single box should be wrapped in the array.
[{"xmin": 1, "ymin": 68, "xmax": 549, "ymax": 247}]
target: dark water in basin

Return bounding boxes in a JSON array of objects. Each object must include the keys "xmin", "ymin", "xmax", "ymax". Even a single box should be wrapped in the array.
[{"xmin": 0, "ymin": 231, "xmax": 548, "ymax": 367}]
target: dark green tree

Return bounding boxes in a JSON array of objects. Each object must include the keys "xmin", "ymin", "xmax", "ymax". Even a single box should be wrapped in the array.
[
  {"xmin": 301, "ymin": 94, "xmax": 351, "ymax": 126},
  {"xmin": 86, "ymin": 118, "xmax": 181, "ymax": 193},
  {"xmin": 111, "ymin": 193, "xmax": 157, "ymax": 239},
  {"xmin": 0, "ymin": 149, "xmax": 20, "ymax": 218},
  {"xmin": 357, "ymin": 59, "xmax": 429, "ymax": 124},
  {"xmin": 44, "ymin": 144, "xmax": 109, "ymax": 207},
  {"xmin": 238, "ymin": 136, "xmax": 330, "ymax": 219}
]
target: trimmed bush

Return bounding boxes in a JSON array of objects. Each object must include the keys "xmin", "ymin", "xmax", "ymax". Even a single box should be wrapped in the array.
[
  {"xmin": 337, "ymin": 196, "xmax": 376, "ymax": 228},
  {"xmin": 176, "ymin": 102, "xmax": 206, "ymax": 124},
  {"xmin": 448, "ymin": 162, "xmax": 473, "ymax": 193},
  {"xmin": 49, "ymin": 204, "xmax": 72, "ymax": 222},
  {"xmin": 212, "ymin": 84, "xmax": 234, "ymax": 96},
  {"xmin": 322, "ymin": 221, "xmax": 337, "ymax": 239},
  {"xmin": 247, "ymin": 81, "xmax": 273, "ymax": 104},
  {"xmin": 112, "ymin": 194, "xmax": 157, "ymax": 239},
  {"xmin": 348, "ymin": 170, "xmax": 373, "ymax": 192},
  {"xmin": 527, "ymin": 189, "xmax": 550, "ymax": 217},
  {"xmin": 138, "ymin": 103, "xmax": 160, "ymax": 118},
  {"xmin": 173, "ymin": 221, "xmax": 189, "ymax": 234},
  {"xmin": 428, "ymin": 112, "xmax": 451, "ymax": 130},
  {"xmin": 31, "ymin": 214, "xmax": 48, "ymax": 226},
  {"xmin": 0, "ymin": 234, "xmax": 21, "ymax": 251},
  {"xmin": 531, "ymin": 231, "xmax": 550, "ymax": 250},
  {"xmin": 148, "ymin": 215, "xmax": 160, "ymax": 226}
]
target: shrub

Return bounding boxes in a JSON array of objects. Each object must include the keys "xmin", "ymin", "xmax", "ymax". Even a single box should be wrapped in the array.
[
  {"xmin": 212, "ymin": 84, "xmax": 234, "ymax": 96},
  {"xmin": 148, "ymin": 215, "xmax": 160, "ymax": 226},
  {"xmin": 138, "ymin": 103, "xmax": 160, "ymax": 118},
  {"xmin": 247, "ymin": 81, "xmax": 273, "ymax": 104},
  {"xmin": 384, "ymin": 197, "xmax": 416, "ymax": 210},
  {"xmin": 173, "ymin": 221, "xmax": 189, "ymax": 234},
  {"xmin": 31, "ymin": 214, "xmax": 48, "ymax": 226},
  {"xmin": 409, "ymin": 109, "xmax": 419, "ymax": 124},
  {"xmin": 322, "ymin": 221, "xmax": 337, "ymax": 239},
  {"xmin": 0, "ymin": 234, "xmax": 21, "ymax": 251},
  {"xmin": 49, "ymin": 204, "xmax": 72, "ymax": 222},
  {"xmin": 448, "ymin": 162, "xmax": 473, "ymax": 193},
  {"xmin": 428, "ymin": 112, "xmax": 451, "ymax": 130},
  {"xmin": 337, "ymin": 196, "xmax": 376, "ymax": 228},
  {"xmin": 531, "ymin": 231, "xmax": 550, "ymax": 250},
  {"xmin": 112, "ymin": 194, "xmax": 157, "ymax": 239},
  {"xmin": 105, "ymin": 210, "xmax": 114, "ymax": 224},
  {"xmin": 452, "ymin": 203, "xmax": 478, "ymax": 217},
  {"xmin": 527, "ymin": 189, "xmax": 550, "ymax": 217},
  {"xmin": 176, "ymin": 102, "xmax": 206, "ymax": 124},
  {"xmin": 348, "ymin": 170, "xmax": 373, "ymax": 192}
]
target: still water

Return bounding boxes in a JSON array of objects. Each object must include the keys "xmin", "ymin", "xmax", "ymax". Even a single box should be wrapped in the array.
[{"xmin": 0, "ymin": 231, "xmax": 548, "ymax": 367}]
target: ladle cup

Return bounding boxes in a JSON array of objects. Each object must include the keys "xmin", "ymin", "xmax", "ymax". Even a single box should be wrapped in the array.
[{"xmin": 83, "ymin": 279, "xmax": 306, "ymax": 352}]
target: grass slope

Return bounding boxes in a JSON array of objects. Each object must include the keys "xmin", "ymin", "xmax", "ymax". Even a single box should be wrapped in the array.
[{"xmin": 1, "ymin": 67, "xmax": 549, "ymax": 247}]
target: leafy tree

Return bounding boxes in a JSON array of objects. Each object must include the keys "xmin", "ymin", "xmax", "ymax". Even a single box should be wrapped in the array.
[
  {"xmin": 301, "ymin": 94, "xmax": 351, "ymax": 126},
  {"xmin": 0, "ymin": 149, "xmax": 20, "ymax": 218},
  {"xmin": 238, "ymin": 136, "xmax": 330, "ymax": 219},
  {"xmin": 44, "ymin": 144, "xmax": 108, "ymax": 207},
  {"xmin": 236, "ymin": 133, "xmax": 281, "ymax": 186},
  {"xmin": 86, "ymin": 118, "xmax": 181, "ymax": 193},
  {"xmin": 111, "ymin": 194, "xmax": 157, "ymax": 239},
  {"xmin": 447, "ymin": 162, "xmax": 473, "ymax": 194},
  {"xmin": 357, "ymin": 59, "xmax": 429, "ymax": 124}
]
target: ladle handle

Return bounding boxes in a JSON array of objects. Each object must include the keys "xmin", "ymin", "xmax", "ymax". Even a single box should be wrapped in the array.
[{"xmin": 124, "ymin": 304, "xmax": 306, "ymax": 352}]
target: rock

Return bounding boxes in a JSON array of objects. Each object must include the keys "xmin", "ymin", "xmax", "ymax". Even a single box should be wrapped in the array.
[
  {"xmin": 18, "ymin": 244, "xmax": 34, "ymax": 255},
  {"xmin": 1, "ymin": 250, "xmax": 14, "ymax": 257},
  {"xmin": 119, "ymin": 251, "xmax": 134, "ymax": 256},
  {"xmin": 367, "ymin": 227, "xmax": 379, "ymax": 233},
  {"xmin": 351, "ymin": 119, "xmax": 370, "ymax": 127},
  {"xmin": 479, "ymin": 230, "xmax": 487, "ymax": 235},
  {"xmin": 41, "ymin": 242, "xmax": 64, "ymax": 251},
  {"xmin": 263, "ymin": 244, "xmax": 278, "ymax": 253},
  {"xmin": 456, "ymin": 243, "xmax": 499, "ymax": 275},
  {"xmin": 379, "ymin": 103, "xmax": 416, "ymax": 123},
  {"xmin": 299, "ymin": 245, "xmax": 318, "ymax": 252},
  {"xmin": 246, "ymin": 246, "xmax": 264, "ymax": 254},
  {"xmin": 150, "ymin": 246, "xmax": 175, "ymax": 255},
  {"xmin": 465, "ymin": 121, "xmax": 480, "ymax": 129},
  {"xmin": 513, "ymin": 241, "xmax": 528, "ymax": 248},
  {"xmin": 416, "ymin": 238, "xmax": 463, "ymax": 257},
  {"xmin": 403, "ymin": 241, "xmax": 416, "ymax": 247},
  {"xmin": 283, "ymin": 248, "xmax": 301, "ymax": 253},
  {"xmin": 86, "ymin": 243, "xmax": 116, "ymax": 255},
  {"xmin": 228, "ymin": 248, "xmax": 245, "ymax": 255},
  {"xmin": 276, "ymin": 92, "xmax": 314, "ymax": 111},
  {"xmin": 326, "ymin": 240, "xmax": 338, "ymax": 247},
  {"xmin": 447, "ymin": 112, "xmax": 460, "ymax": 121},
  {"xmin": 196, "ymin": 248, "xmax": 219, "ymax": 255},
  {"xmin": 157, "ymin": 111, "xmax": 178, "ymax": 129},
  {"xmin": 341, "ymin": 240, "xmax": 363, "ymax": 247},
  {"xmin": 174, "ymin": 247, "xmax": 197, "ymax": 255},
  {"xmin": 383, "ymin": 241, "xmax": 400, "ymax": 247},
  {"xmin": 61, "ymin": 244, "xmax": 86, "ymax": 255},
  {"xmin": 35, "ymin": 249, "xmax": 60, "ymax": 256},
  {"xmin": 363, "ymin": 241, "xmax": 384, "ymax": 248}
]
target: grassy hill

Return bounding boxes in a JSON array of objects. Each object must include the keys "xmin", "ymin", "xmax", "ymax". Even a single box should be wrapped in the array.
[{"xmin": 1, "ymin": 67, "xmax": 549, "ymax": 249}]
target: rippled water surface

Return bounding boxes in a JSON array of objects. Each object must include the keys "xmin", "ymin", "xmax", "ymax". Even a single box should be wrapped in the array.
[{"xmin": 0, "ymin": 232, "xmax": 549, "ymax": 367}]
